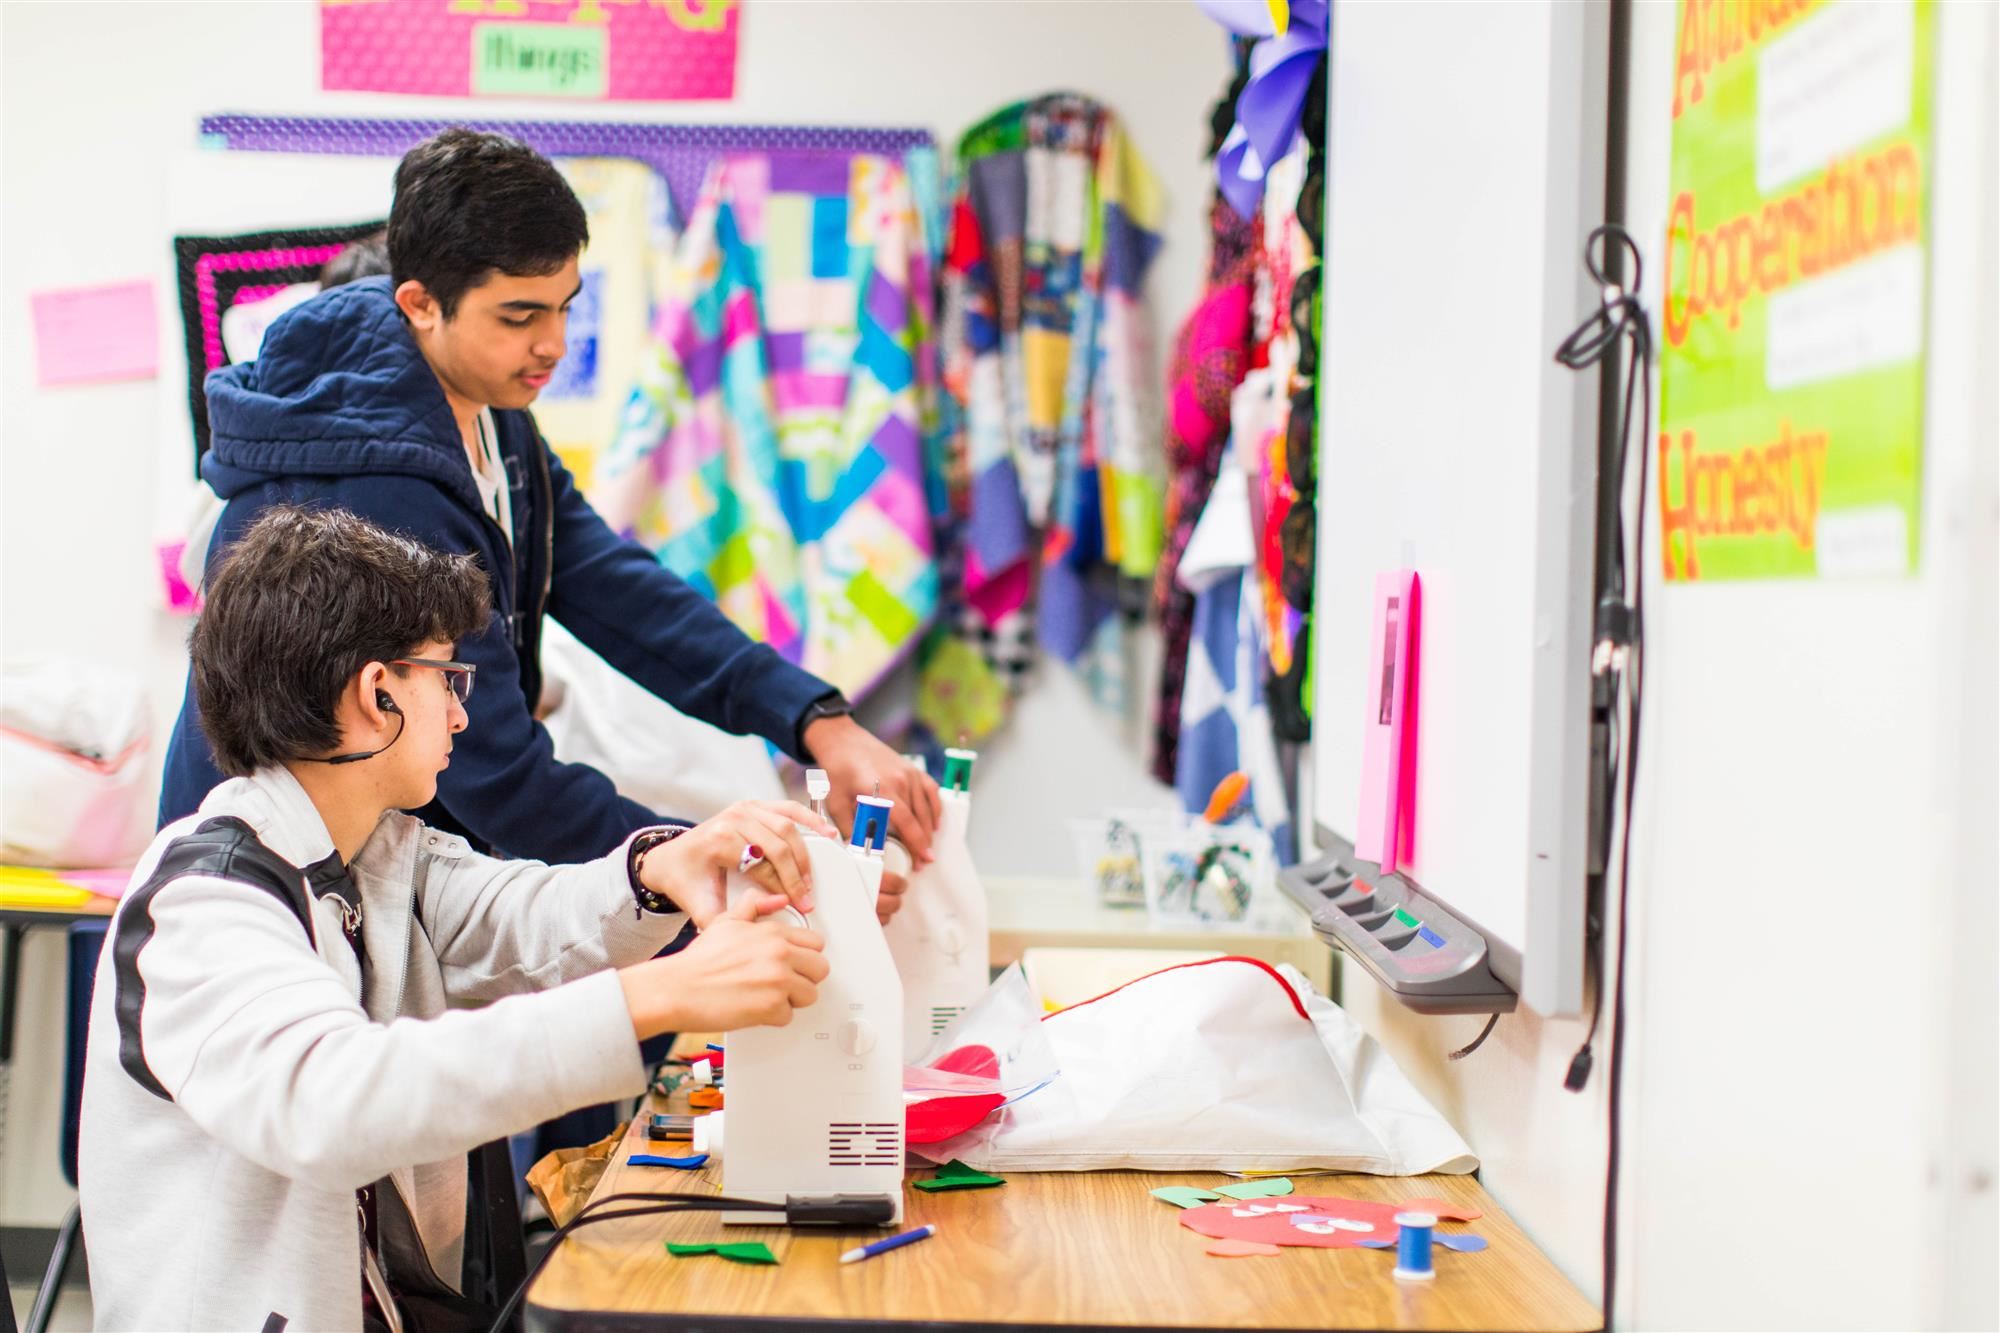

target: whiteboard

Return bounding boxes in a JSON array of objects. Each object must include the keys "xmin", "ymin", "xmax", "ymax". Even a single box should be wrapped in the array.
[{"xmin": 1309, "ymin": 0, "xmax": 1608, "ymax": 1016}]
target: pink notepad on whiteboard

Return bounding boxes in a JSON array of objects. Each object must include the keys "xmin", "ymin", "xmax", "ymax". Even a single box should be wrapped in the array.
[{"xmin": 1355, "ymin": 570, "xmax": 1418, "ymax": 869}]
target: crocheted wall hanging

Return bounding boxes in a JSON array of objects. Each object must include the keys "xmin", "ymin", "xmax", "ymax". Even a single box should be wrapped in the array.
[{"xmin": 172, "ymin": 220, "xmax": 385, "ymax": 472}]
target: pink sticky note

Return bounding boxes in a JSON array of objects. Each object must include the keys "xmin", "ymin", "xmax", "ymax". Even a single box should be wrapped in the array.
[{"xmin": 31, "ymin": 280, "xmax": 158, "ymax": 386}]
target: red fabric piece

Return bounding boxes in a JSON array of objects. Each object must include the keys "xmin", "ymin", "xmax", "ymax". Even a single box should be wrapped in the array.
[
  {"xmin": 1178, "ymin": 1196, "xmax": 1407, "ymax": 1250},
  {"xmin": 905, "ymin": 1093, "xmax": 1006, "ymax": 1145},
  {"xmin": 1205, "ymin": 1238, "xmax": 1282, "ymax": 1258}
]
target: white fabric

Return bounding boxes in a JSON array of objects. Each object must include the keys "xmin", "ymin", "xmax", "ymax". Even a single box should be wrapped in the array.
[
  {"xmin": 914, "ymin": 957, "xmax": 1477, "ymax": 1177},
  {"xmin": 78, "ymin": 766, "xmax": 686, "ymax": 1332},
  {"xmin": 538, "ymin": 619, "xmax": 783, "ymax": 821},
  {"xmin": 1175, "ymin": 458, "xmax": 1255, "ymax": 594},
  {"xmin": 471, "ymin": 407, "xmax": 514, "ymax": 548},
  {"xmin": 0, "ymin": 660, "xmax": 152, "ymax": 867}
]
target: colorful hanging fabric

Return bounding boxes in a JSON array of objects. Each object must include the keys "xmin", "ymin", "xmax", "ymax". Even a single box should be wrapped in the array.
[
  {"xmin": 919, "ymin": 93, "xmax": 1167, "ymax": 745},
  {"xmin": 1247, "ymin": 144, "xmax": 1311, "ymax": 690},
  {"xmin": 595, "ymin": 149, "xmax": 944, "ymax": 700},
  {"xmin": 535, "ymin": 158, "xmax": 675, "ymax": 496},
  {"xmin": 1150, "ymin": 196, "xmax": 1261, "ymax": 785},
  {"xmin": 1172, "ymin": 454, "xmax": 1294, "ymax": 863},
  {"xmin": 1251, "ymin": 128, "xmax": 1322, "ymax": 745}
]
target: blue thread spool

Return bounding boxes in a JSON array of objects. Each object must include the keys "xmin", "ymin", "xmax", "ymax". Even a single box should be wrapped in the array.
[
  {"xmin": 852, "ymin": 796, "xmax": 894, "ymax": 852},
  {"xmin": 1393, "ymin": 1211, "xmax": 1437, "ymax": 1281}
]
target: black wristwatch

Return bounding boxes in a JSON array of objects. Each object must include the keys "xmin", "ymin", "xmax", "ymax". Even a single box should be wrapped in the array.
[{"xmin": 796, "ymin": 691, "xmax": 854, "ymax": 757}]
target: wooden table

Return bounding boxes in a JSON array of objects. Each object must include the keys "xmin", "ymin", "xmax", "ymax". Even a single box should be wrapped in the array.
[{"xmin": 525, "ymin": 1086, "xmax": 1600, "ymax": 1332}]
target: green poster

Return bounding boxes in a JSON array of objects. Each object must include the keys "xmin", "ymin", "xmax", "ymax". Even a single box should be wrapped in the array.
[{"xmin": 1657, "ymin": 0, "xmax": 1934, "ymax": 580}]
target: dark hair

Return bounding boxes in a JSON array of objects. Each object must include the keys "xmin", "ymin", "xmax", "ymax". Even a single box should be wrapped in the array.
[
  {"xmin": 193, "ymin": 506, "xmax": 490, "ymax": 776},
  {"xmin": 320, "ymin": 230, "xmax": 391, "ymax": 288},
  {"xmin": 386, "ymin": 128, "xmax": 588, "ymax": 318}
]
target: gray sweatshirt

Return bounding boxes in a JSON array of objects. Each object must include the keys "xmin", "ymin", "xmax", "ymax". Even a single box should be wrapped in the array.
[{"xmin": 79, "ymin": 766, "xmax": 685, "ymax": 1331}]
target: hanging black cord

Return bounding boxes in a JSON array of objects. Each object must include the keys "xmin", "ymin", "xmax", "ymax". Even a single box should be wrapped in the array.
[
  {"xmin": 1552, "ymin": 222, "xmax": 1651, "ymax": 1331},
  {"xmin": 486, "ymin": 1191, "xmax": 790, "ymax": 1333}
]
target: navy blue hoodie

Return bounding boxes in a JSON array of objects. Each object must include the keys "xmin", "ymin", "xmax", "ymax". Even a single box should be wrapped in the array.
[{"xmin": 159, "ymin": 277, "xmax": 833, "ymax": 861}]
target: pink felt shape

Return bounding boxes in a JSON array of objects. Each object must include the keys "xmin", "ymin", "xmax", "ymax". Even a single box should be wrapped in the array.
[
  {"xmin": 1204, "ymin": 1238, "xmax": 1282, "ymax": 1258},
  {"xmin": 1179, "ymin": 1195, "xmax": 1408, "ymax": 1250},
  {"xmin": 1398, "ymin": 1195, "xmax": 1481, "ymax": 1221}
]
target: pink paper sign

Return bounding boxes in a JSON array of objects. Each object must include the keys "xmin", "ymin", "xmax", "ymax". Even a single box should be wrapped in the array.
[
  {"xmin": 30, "ymin": 280, "xmax": 159, "ymax": 387},
  {"xmin": 321, "ymin": 0, "xmax": 740, "ymax": 102}
]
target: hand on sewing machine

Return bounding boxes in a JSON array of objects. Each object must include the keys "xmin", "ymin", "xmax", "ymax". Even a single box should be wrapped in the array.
[
  {"xmin": 875, "ymin": 869, "xmax": 909, "ymax": 926},
  {"xmin": 635, "ymin": 799, "xmax": 839, "ymax": 927},
  {"xmin": 618, "ymin": 891, "xmax": 829, "ymax": 1038},
  {"xmin": 801, "ymin": 714, "xmax": 945, "ymax": 866}
]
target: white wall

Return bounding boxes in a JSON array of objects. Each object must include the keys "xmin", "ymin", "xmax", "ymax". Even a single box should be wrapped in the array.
[
  {"xmin": 1340, "ymin": 3, "xmax": 1998, "ymax": 1329},
  {"xmin": 0, "ymin": 0, "xmax": 1215, "ymax": 1226}
]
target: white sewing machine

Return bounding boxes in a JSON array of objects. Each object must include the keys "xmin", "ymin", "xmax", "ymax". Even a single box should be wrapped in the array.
[
  {"xmin": 719, "ymin": 814, "xmax": 906, "ymax": 1226},
  {"xmin": 884, "ymin": 749, "xmax": 991, "ymax": 1060}
]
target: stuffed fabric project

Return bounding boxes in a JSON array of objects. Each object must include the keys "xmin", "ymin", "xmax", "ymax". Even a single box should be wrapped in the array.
[
  {"xmin": 912, "ymin": 958, "xmax": 1475, "ymax": 1176},
  {"xmin": 596, "ymin": 149, "xmax": 944, "ymax": 699}
]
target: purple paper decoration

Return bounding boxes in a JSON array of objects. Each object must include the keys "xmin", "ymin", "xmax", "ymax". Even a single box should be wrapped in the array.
[{"xmin": 198, "ymin": 114, "xmax": 933, "ymax": 223}]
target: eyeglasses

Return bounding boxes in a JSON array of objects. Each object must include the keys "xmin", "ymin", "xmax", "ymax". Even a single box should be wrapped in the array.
[{"xmin": 393, "ymin": 658, "xmax": 477, "ymax": 704}]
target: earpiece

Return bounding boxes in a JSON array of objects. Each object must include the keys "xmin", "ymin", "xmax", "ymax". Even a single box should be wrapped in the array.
[{"xmin": 377, "ymin": 690, "xmax": 400, "ymax": 715}]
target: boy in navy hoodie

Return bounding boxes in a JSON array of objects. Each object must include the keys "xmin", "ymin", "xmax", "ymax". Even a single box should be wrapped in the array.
[{"xmin": 160, "ymin": 128, "xmax": 941, "ymax": 879}]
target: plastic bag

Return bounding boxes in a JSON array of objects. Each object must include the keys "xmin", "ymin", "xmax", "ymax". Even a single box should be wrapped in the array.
[{"xmin": 0, "ymin": 660, "xmax": 153, "ymax": 868}]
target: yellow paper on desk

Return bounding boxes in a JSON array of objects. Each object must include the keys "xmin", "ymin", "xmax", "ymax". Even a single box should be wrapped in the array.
[{"xmin": 0, "ymin": 868, "xmax": 93, "ymax": 910}]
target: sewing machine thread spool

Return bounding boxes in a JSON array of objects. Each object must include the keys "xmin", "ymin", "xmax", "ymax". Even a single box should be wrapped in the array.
[
  {"xmin": 941, "ymin": 748, "xmax": 977, "ymax": 793},
  {"xmin": 806, "ymin": 767, "xmax": 831, "ymax": 825},
  {"xmin": 1393, "ymin": 1211, "xmax": 1437, "ymax": 1281},
  {"xmin": 853, "ymin": 795, "xmax": 894, "ymax": 853}
]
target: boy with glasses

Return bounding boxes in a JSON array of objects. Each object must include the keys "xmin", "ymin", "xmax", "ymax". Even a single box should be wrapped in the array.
[{"xmin": 83, "ymin": 505, "xmax": 835, "ymax": 1331}]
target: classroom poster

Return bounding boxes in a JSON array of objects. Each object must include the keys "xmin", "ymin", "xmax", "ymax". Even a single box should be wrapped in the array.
[
  {"xmin": 321, "ymin": 0, "xmax": 740, "ymax": 102},
  {"xmin": 1657, "ymin": 0, "xmax": 1934, "ymax": 580}
]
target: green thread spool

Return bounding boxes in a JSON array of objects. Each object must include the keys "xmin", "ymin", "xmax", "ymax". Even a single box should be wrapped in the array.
[{"xmin": 941, "ymin": 747, "xmax": 977, "ymax": 793}]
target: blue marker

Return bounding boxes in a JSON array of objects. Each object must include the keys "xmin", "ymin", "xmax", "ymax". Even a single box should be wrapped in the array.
[{"xmin": 839, "ymin": 1224, "xmax": 936, "ymax": 1264}]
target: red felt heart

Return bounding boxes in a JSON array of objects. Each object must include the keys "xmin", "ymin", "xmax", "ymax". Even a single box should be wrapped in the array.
[
  {"xmin": 904, "ymin": 1092, "xmax": 1005, "ymax": 1144},
  {"xmin": 928, "ymin": 1044, "xmax": 1000, "ymax": 1080}
]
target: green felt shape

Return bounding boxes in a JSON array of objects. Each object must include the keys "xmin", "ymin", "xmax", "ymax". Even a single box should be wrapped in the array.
[
  {"xmin": 666, "ymin": 1241, "xmax": 779, "ymax": 1264},
  {"xmin": 913, "ymin": 1159, "xmax": 1006, "ymax": 1191},
  {"xmin": 1214, "ymin": 1178, "xmax": 1295, "ymax": 1200},
  {"xmin": 1151, "ymin": 1187, "xmax": 1223, "ymax": 1209}
]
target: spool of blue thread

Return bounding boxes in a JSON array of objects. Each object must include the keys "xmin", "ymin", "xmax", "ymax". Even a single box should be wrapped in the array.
[{"xmin": 1393, "ymin": 1211, "xmax": 1437, "ymax": 1281}]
